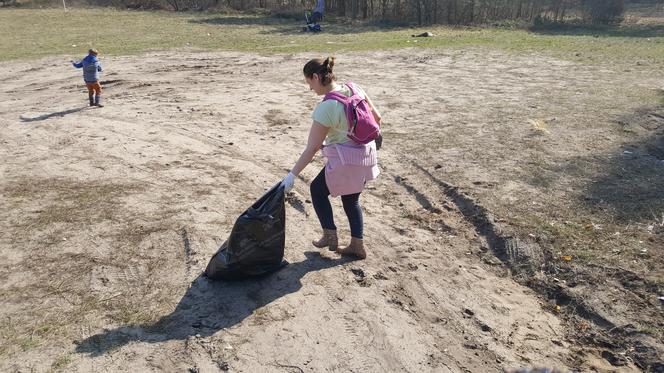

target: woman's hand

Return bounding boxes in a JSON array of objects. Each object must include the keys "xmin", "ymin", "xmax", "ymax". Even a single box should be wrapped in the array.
[{"xmin": 281, "ymin": 172, "xmax": 295, "ymax": 192}]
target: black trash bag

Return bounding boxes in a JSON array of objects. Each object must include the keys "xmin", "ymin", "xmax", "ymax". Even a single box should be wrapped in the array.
[{"xmin": 204, "ymin": 183, "xmax": 287, "ymax": 280}]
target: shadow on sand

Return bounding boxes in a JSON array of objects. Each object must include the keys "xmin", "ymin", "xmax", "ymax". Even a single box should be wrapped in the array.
[
  {"xmin": 75, "ymin": 251, "xmax": 350, "ymax": 357},
  {"xmin": 582, "ymin": 101, "xmax": 664, "ymax": 223},
  {"xmin": 20, "ymin": 107, "xmax": 88, "ymax": 122},
  {"xmin": 584, "ymin": 133, "xmax": 664, "ymax": 223}
]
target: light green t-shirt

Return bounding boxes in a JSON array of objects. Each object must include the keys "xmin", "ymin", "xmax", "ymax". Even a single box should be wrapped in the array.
[{"xmin": 312, "ymin": 83, "xmax": 368, "ymax": 145}]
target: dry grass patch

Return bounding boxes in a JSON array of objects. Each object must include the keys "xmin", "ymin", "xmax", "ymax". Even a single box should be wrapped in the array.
[{"xmin": 4, "ymin": 178, "xmax": 142, "ymax": 229}]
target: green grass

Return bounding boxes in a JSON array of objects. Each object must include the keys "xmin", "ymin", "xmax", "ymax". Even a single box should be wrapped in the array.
[
  {"xmin": 17, "ymin": 336, "xmax": 39, "ymax": 351},
  {"xmin": 50, "ymin": 354, "xmax": 72, "ymax": 371},
  {"xmin": 1, "ymin": 8, "xmax": 663, "ymax": 62}
]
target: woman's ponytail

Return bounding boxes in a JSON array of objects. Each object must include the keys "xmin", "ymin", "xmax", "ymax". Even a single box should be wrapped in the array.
[{"xmin": 303, "ymin": 57, "xmax": 336, "ymax": 85}]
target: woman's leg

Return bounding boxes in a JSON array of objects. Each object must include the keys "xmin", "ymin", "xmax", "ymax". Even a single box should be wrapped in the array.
[
  {"xmin": 310, "ymin": 167, "xmax": 336, "ymax": 230},
  {"xmin": 310, "ymin": 167, "xmax": 338, "ymax": 250},
  {"xmin": 341, "ymin": 193, "xmax": 363, "ymax": 239},
  {"xmin": 338, "ymin": 192, "xmax": 366, "ymax": 259}
]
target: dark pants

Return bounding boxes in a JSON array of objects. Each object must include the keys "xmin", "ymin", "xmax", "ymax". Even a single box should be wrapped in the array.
[
  {"xmin": 311, "ymin": 11, "xmax": 323, "ymax": 23},
  {"xmin": 310, "ymin": 167, "xmax": 363, "ymax": 239}
]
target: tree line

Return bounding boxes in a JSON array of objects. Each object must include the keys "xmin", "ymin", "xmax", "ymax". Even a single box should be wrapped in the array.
[
  {"xmin": 170, "ymin": 0, "xmax": 661, "ymax": 24},
  {"xmin": 10, "ymin": 0, "xmax": 664, "ymax": 25}
]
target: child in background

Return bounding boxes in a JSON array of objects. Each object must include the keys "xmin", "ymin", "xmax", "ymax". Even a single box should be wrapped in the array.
[{"xmin": 71, "ymin": 49, "xmax": 104, "ymax": 107}]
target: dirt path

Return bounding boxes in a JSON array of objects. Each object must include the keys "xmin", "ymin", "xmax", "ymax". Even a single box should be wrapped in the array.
[{"xmin": 1, "ymin": 49, "xmax": 660, "ymax": 372}]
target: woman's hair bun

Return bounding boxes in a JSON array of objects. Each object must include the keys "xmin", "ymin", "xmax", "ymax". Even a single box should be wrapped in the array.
[
  {"xmin": 325, "ymin": 57, "xmax": 335, "ymax": 72},
  {"xmin": 303, "ymin": 57, "xmax": 336, "ymax": 85}
]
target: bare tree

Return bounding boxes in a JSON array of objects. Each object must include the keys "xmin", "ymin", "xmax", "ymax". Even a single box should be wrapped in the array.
[{"xmin": 93, "ymin": 0, "xmax": 630, "ymax": 25}]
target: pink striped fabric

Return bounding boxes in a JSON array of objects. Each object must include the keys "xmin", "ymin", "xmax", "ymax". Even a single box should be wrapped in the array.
[{"xmin": 321, "ymin": 141, "xmax": 380, "ymax": 197}]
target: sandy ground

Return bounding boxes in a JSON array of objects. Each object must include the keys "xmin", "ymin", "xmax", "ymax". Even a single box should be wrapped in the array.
[{"xmin": 1, "ymin": 48, "xmax": 662, "ymax": 372}]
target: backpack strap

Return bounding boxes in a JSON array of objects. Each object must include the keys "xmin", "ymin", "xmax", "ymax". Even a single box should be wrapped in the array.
[
  {"xmin": 323, "ymin": 82, "xmax": 359, "ymax": 101},
  {"xmin": 322, "ymin": 87, "xmax": 355, "ymax": 132},
  {"xmin": 323, "ymin": 90, "xmax": 350, "ymax": 104},
  {"xmin": 345, "ymin": 81, "xmax": 356, "ymax": 96},
  {"xmin": 323, "ymin": 87, "xmax": 350, "ymax": 101}
]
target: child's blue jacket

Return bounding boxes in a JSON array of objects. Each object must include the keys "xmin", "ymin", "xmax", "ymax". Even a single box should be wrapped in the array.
[{"xmin": 72, "ymin": 55, "xmax": 102, "ymax": 83}]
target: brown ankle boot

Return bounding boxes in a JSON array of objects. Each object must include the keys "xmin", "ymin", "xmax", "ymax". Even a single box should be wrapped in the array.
[
  {"xmin": 337, "ymin": 237, "xmax": 366, "ymax": 259},
  {"xmin": 312, "ymin": 229, "xmax": 338, "ymax": 251}
]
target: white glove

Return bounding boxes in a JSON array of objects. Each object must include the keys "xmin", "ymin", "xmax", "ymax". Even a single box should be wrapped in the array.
[{"xmin": 281, "ymin": 172, "xmax": 295, "ymax": 192}]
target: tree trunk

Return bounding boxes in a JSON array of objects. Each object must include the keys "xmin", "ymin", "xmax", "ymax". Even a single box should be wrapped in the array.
[
  {"xmin": 469, "ymin": 0, "xmax": 474, "ymax": 23},
  {"xmin": 447, "ymin": 0, "xmax": 454, "ymax": 24},
  {"xmin": 430, "ymin": 0, "xmax": 435, "ymax": 23}
]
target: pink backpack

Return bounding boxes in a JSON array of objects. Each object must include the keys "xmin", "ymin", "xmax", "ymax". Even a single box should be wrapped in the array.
[{"xmin": 323, "ymin": 82, "xmax": 380, "ymax": 144}]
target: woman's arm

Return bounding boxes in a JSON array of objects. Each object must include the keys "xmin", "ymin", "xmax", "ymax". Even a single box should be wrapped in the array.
[
  {"xmin": 290, "ymin": 121, "xmax": 329, "ymax": 176},
  {"xmin": 365, "ymin": 94, "xmax": 382, "ymax": 126}
]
